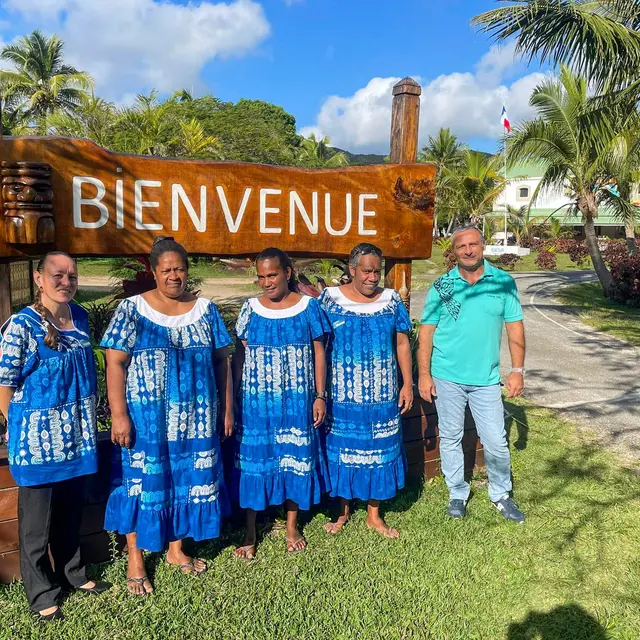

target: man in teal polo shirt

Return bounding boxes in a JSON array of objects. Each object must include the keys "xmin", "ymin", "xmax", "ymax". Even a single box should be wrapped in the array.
[{"xmin": 418, "ymin": 225, "xmax": 526, "ymax": 523}]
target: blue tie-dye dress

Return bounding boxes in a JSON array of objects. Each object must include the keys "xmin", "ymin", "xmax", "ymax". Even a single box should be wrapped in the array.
[
  {"xmin": 232, "ymin": 295, "xmax": 332, "ymax": 511},
  {"xmin": 319, "ymin": 287, "xmax": 411, "ymax": 501},
  {"xmin": 100, "ymin": 295, "xmax": 231, "ymax": 552}
]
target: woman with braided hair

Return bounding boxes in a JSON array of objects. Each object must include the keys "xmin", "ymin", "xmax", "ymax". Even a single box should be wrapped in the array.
[{"xmin": 0, "ymin": 252, "xmax": 111, "ymax": 622}]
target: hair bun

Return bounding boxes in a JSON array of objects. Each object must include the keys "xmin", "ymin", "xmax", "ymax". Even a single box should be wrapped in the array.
[{"xmin": 153, "ymin": 235, "xmax": 174, "ymax": 247}]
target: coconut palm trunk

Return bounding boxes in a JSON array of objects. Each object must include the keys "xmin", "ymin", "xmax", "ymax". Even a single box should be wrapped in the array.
[
  {"xmin": 579, "ymin": 194, "xmax": 612, "ymax": 294},
  {"xmin": 624, "ymin": 217, "xmax": 638, "ymax": 256}
]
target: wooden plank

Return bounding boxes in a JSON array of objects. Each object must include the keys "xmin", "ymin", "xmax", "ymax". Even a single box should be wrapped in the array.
[
  {"xmin": 0, "ymin": 462, "xmax": 15, "ymax": 491},
  {"xmin": 0, "ymin": 137, "xmax": 435, "ymax": 260},
  {"xmin": 0, "ymin": 263, "xmax": 11, "ymax": 325},
  {"xmin": 403, "ymin": 394, "xmax": 437, "ymax": 419},
  {"xmin": 0, "ymin": 549, "xmax": 20, "ymax": 583},
  {"xmin": 403, "ymin": 413, "xmax": 438, "ymax": 442},
  {"xmin": 0, "ymin": 519, "xmax": 18, "ymax": 554},
  {"xmin": 405, "ymin": 438, "xmax": 439, "ymax": 467},
  {"xmin": 0, "ymin": 487, "xmax": 17, "ymax": 522}
]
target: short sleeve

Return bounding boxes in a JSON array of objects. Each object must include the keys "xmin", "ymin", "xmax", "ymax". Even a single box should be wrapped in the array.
[
  {"xmin": 100, "ymin": 299, "xmax": 138, "ymax": 354},
  {"xmin": 235, "ymin": 301, "xmax": 252, "ymax": 341},
  {"xmin": 392, "ymin": 291, "xmax": 412, "ymax": 333},
  {"xmin": 420, "ymin": 283, "xmax": 442, "ymax": 325},
  {"xmin": 503, "ymin": 277, "xmax": 524, "ymax": 322},
  {"xmin": 306, "ymin": 297, "xmax": 332, "ymax": 340},
  {"xmin": 0, "ymin": 315, "xmax": 34, "ymax": 388},
  {"xmin": 208, "ymin": 302, "xmax": 232, "ymax": 349}
]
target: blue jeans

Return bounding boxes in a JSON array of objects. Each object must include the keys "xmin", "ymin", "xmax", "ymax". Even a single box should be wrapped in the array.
[{"xmin": 433, "ymin": 378, "xmax": 512, "ymax": 503}]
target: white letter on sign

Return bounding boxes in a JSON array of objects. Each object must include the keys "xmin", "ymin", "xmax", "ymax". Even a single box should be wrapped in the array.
[
  {"xmin": 358, "ymin": 193, "xmax": 377, "ymax": 236},
  {"xmin": 217, "ymin": 186, "xmax": 251, "ymax": 233},
  {"xmin": 260, "ymin": 188, "xmax": 282, "ymax": 234},
  {"xmin": 325, "ymin": 193, "xmax": 352, "ymax": 236},
  {"xmin": 135, "ymin": 180, "xmax": 163, "ymax": 231},
  {"xmin": 289, "ymin": 191, "xmax": 318, "ymax": 234},
  {"xmin": 172, "ymin": 184, "xmax": 206, "ymax": 232},
  {"xmin": 73, "ymin": 176, "xmax": 108, "ymax": 229}
]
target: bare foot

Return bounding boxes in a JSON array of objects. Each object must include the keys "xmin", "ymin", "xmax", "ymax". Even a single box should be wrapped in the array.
[
  {"xmin": 166, "ymin": 548, "xmax": 207, "ymax": 575},
  {"xmin": 286, "ymin": 527, "xmax": 307, "ymax": 553},
  {"xmin": 366, "ymin": 515, "xmax": 399, "ymax": 538},
  {"xmin": 127, "ymin": 550, "xmax": 153, "ymax": 596},
  {"xmin": 323, "ymin": 515, "xmax": 349, "ymax": 535}
]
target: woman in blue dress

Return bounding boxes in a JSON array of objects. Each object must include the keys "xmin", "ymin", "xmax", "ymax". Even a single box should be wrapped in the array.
[
  {"xmin": 101, "ymin": 237, "xmax": 233, "ymax": 595},
  {"xmin": 319, "ymin": 243, "xmax": 413, "ymax": 538},
  {"xmin": 231, "ymin": 248, "xmax": 331, "ymax": 558},
  {"xmin": 0, "ymin": 252, "xmax": 110, "ymax": 622}
]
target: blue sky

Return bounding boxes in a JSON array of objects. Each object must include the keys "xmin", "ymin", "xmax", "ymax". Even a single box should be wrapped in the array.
[{"xmin": 0, "ymin": 0, "xmax": 548, "ymax": 153}]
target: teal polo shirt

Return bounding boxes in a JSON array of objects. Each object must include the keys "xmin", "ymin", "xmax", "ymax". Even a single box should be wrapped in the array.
[{"xmin": 421, "ymin": 260, "xmax": 523, "ymax": 386}]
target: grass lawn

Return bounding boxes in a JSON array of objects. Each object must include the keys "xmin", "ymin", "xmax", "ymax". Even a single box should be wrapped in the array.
[
  {"xmin": 2, "ymin": 400, "xmax": 640, "ymax": 639},
  {"xmin": 557, "ymin": 283, "xmax": 640, "ymax": 346}
]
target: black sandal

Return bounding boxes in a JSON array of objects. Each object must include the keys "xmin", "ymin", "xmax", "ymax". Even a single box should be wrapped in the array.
[
  {"xmin": 34, "ymin": 608, "xmax": 64, "ymax": 623},
  {"xmin": 77, "ymin": 580, "xmax": 112, "ymax": 595}
]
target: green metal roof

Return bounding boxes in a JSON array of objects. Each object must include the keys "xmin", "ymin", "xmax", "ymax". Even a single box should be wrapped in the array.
[
  {"xmin": 506, "ymin": 161, "xmax": 547, "ymax": 179},
  {"xmin": 488, "ymin": 205, "xmax": 625, "ymax": 225}
]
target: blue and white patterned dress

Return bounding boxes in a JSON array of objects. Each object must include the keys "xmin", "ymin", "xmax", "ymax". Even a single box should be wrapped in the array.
[
  {"xmin": 100, "ymin": 295, "xmax": 231, "ymax": 552},
  {"xmin": 0, "ymin": 304, "xmax": 98, "ymax": 487},
  {"xmin": 233, "ymin": 296, "xmax": 332, "ymax": 511},
  {"xmin": 319, "ymin": 287, "xmax": 411, "ymax": 501}
]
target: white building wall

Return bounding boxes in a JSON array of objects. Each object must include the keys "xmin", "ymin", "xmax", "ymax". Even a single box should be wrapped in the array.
[{"xmin": 495, "ymin": 176, "xmax": 570, "ymax": 212}]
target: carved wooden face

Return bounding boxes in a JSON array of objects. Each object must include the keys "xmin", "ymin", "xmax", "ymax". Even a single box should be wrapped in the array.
[{"xmin": 2, "ymin": 177, "xmax": 53, "ymax": 205}]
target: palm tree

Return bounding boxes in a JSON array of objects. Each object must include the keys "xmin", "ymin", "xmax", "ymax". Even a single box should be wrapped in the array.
[
  {"xmin": 472, "ymin": 1, "xmax": 640, "ymax": 97},
  {"xmin": 175, "ymin": 118, "xmax": 221, "ymax": 159},
  {"xmin": 297, "ymin": 134, "xmax": 348, "ymax": 168},
  {"xmin": 441, "ymin": 150, "xmax": 506, "ymax": 226},
  {"xmin": 506, "ymin": 66, "xmax": 627, "ymax": 293},
  {"xmin": 112, "ymin": 91, "xmax": 173, "ymax": 156},
  {"xmin": 48, "ymin": 94, "xmax": 117, "ymax": 147},
  {"xmin": 419, "ymin": 128, "xmax": 467, "ymax": 236},
  {"xmin": 506, "ymin": 204, "xmax": 544, "ymax": 244},
  {"xmin": 0, "ymin": 30, "xmax": 93, "ymax": 133}
]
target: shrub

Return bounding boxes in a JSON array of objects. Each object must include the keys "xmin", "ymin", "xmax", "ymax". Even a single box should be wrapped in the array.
[
  {"xmin": 567, "ymin": 242, "xmax": 589, "ymax": 266},
  {"xmin": 603, "ymin": 240, "xmax": 634, "ymax": 267},
  {"xmin": 535, "ymin": 250, "xmax": 557, "ymax": 270},
  {"xmin": 554, "ymin": 239, "xmax": 574, "ymax": 254},
  {"xmin": 609, "ymin": 254, "xmax": 640, "ymax": 307},
  {"xmin": 499, "ymin": 253, "xmax": 521, "ymax": 270}
]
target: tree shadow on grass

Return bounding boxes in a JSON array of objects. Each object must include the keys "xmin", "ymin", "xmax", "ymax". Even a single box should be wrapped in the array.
[{"xmin": 507, "ymin": 604, "xmax": 610, "ymax": 640}]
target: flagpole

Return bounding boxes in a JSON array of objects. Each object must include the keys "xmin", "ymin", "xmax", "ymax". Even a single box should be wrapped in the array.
[{"xmin": 503, "ymin": 127, "xmax": 508, "ymax": 249}]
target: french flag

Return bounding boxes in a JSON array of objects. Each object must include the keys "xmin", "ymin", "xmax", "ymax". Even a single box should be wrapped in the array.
[{"xmin": 501, "ymin": 105, "xmax": 511, "ymax": 133}]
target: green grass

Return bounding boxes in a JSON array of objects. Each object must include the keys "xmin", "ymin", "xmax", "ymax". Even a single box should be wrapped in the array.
[
  {"xmin": 557, "ymin": 282, "xmax": 640, "ymax": 346},
  {"xmin": 3, "ymin": 400, "xmax": 640, "ymax": 639}
]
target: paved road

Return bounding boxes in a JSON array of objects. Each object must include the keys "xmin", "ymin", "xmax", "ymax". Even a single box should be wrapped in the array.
[{"xmin": 411, "ymin": 271, "xmax": 640, "ymax": 460}]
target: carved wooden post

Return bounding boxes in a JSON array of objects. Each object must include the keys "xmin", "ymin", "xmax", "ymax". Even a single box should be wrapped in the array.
[
  {"xmin": 385, "ymin": 77, "xmax": 421, "ymax": 309},
  {"xmin": 0, "ymin": 107, "xmax": 10, "ymax": 325}
]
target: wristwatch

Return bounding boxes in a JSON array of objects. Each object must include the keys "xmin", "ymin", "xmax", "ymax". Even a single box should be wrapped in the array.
[
  {"xmin": 510, "ymin": 368, "xmax": 525, "ymax": 375},
  {"xmin": 315, "ymin": 391, "xmax": 327, "ymax": 400}
]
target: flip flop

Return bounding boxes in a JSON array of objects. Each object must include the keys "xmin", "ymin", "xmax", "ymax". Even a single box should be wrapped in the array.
[
  {"xmin": 286, "ymin": 535, "xmax": 307, "ymax": 553},
  {"xmin": 172, "ymin": 560, "xmax": 207, "ymax": 576},
  {"xmin": 323, "ymin": 520, "xmax": 349, "ymax": 535},
  {"xmin": 366, "ymin": 523, "xmax": 400, "ymax": 539},
  {"xmin": 234, "ymin": 544, "xmax": 256, "ymax": 561},
  {"xmin": 126, "ymin": 576, "xmax": 153, "ymax": 596}
]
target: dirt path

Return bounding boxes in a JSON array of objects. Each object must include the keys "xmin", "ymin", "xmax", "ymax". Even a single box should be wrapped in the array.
[{"xmin": 80, "ymin": 276, "xmax": 258, "ymax": 303}]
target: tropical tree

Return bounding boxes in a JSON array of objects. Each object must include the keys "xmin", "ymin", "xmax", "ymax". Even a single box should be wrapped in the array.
[
  {"xmin": 297, "ymin": 133, "xmax": 349, "ymax": 168},
  {"xmin": 174, "ymin": 118, "xmax": 222, "ymax": 159},
  {"xmin": 419, "ymin": 128, "xmax": 467, "ymax": 236},
  {"xmin": 0, "ymin": 30, "xmax": 93, "ymax": 133},
  {"xmin": 0, "ymin": 91, "xmax": 31, "ymax": 135},
  {"xmin": 506, "ymin": 204, "xmax": 543, "ymax": 244},
  {"xmin": 48, "ymin": 94, "xmax": 116, "ymax": 147},
  {"xmin": 472, "ymin": 1, "xmax": 640, "ymax": 98},
  {"xmin": 441, "ymin": 150, "xmax": 506, "ymax": 226},
  {"xmin": 506, "ymin": 66, "xmax": 629, "ymax": 293},
  {"xmin": 112, "ymin": 91, "xmax": 174, "ymax": 156}
]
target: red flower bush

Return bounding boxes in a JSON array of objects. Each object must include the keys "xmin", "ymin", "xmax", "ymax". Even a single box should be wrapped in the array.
[
  {"xmin": 499, "ymin": 253, "xmax": 521, "ymax": 270},
  {"xmin": 567, "ymin": 242, "xmax": 589, "ymax": 266},
  {"xmin": 608, "ymin": 254, "xmax": 640, "ymax": 306},
  {"xmin": 535, "ymin": 250, "xmax": 557, "ymax": 270}
]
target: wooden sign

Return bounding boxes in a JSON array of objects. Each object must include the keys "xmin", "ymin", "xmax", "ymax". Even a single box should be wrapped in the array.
[{"xmin": 0, "ymin": 136, "xmax": 435, "ymax": 260}]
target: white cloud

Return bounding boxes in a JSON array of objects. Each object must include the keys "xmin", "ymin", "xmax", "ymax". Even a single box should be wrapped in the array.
[
  {"xmin": 300, "ymin": 44, "xmax": 548, "ymax": 153},
  {"xmin": 283, "ymin": 0, "xmax": 304, "ymax": 5},
  {"xmin": 2, "ymin": 0, "xmax": 271, "ymax": 100}
]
